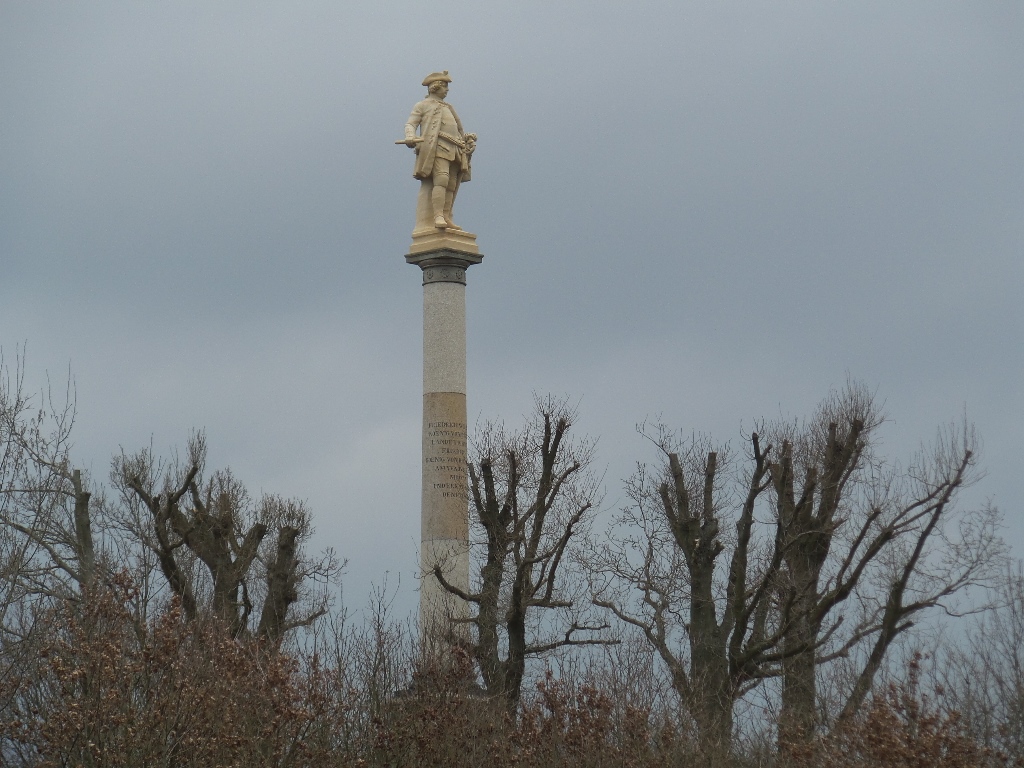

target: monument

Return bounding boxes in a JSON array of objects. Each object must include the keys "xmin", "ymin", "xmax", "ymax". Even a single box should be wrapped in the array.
[{"xmin": 398, "ymin": 71, "xmax": 480, "ymax": 641}]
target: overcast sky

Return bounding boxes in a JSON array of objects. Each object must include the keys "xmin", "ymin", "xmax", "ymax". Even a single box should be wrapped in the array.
[{"xmin": 1, "ymin": 1, "xmax": 1021, "ymax": 616}]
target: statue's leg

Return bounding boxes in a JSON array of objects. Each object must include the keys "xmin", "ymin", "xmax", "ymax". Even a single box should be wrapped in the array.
[
  {"xmin": 443, "ymin": 168, "xmax": 462, "ymax": 229},
  {"xmin": 415, "ymin": 178, "xmax": 434, "ymax": 233},
  {"xmin": 431, "ymin": 158, "xmax": 451, "ymax": 229}
]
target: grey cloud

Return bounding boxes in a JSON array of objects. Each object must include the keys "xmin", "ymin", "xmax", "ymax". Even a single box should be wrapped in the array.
[{"xmin": 1, "ymin": 0, "xmax": 1020, "ymax": 612}]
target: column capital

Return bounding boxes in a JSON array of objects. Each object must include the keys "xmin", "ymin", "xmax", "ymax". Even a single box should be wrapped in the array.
[{"xmin": 406, "ymin": 249, "xmax": 484, "ymax": 285}]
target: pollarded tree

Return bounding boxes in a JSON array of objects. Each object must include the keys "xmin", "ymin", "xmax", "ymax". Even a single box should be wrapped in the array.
[
  {"xmin": 0, "ymin": 357, "xmax": 339, "ymax": 646},
  {"xmin": 592, "ymin": 382, "xmax": 1002, "ymax": 764},
  {"xmin": 110, "ymin": 432, "xmax": 340, "ymax": 641},
  {"xmin": 434, "ymin": 397, "xmax": 615, "ymax": 710},
  {"xmin": 592, "ymin": 428, "xmax": 782, "ymax": 766},
  {"xmin": 764, "ymin": 389, "xmax": 1001, "ymax": 742}
]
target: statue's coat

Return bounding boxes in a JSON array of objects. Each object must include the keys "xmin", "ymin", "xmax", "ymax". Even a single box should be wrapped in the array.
[{"xmin": 406, "ymin": 99, "xmax": 472, "ymax": 183}]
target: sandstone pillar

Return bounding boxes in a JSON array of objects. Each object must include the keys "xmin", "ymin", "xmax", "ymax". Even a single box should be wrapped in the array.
[{"xmin": 406, "ymin": 232, "xmax": 482, "ymax": 642}]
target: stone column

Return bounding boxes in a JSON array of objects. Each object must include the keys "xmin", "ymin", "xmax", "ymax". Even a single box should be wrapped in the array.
[{"xmin": 406, "ymin": 239, "xmax": 482, "ymax": 643}]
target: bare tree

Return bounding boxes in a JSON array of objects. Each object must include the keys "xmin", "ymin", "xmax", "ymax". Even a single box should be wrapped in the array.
[
  {"xmin": 592, "ymin": 428, "xmax": 787, "ymax": 766},
  {"xmin": 0, "ymin": 349, "xmax": 340, "ymax": 652},
  {"xmin": 766, "ymin": 391, "xmax": 1002, "ymax": 740},
  {"xmin": 592, "ymin": 383, "xmax": 1002, "ymax": 763},
  {"xmin": 938, "ymin": 562, "xmax": 1024, "ymax": 762},
  {"xmin": 0, "ymin": 353, "xmax": 108, "ymax": 757},
  {"xmin": 0, "ymin": 355, "xmax": 97, "ymax": 608},
  {"xmin": 434, "ymin": 397, "xmax": 615, "ymax": 710},
  {"xmin": 110, "ymin": 432, "xmax": 339, "ymax": 641}
]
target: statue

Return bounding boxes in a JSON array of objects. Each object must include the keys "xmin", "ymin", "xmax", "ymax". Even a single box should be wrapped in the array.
[{"xmin": 398, "ymin": 71, "xmax": 477, "ymax": 233}]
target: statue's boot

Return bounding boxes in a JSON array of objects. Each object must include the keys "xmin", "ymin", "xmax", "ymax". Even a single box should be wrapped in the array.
[
  {"xmin": 443, "ymin": 191, "xmax": 462, "ymax": 230},
  {"xmin": 431, "ymin": 186, "xmax": 448, "ymax": 229}
]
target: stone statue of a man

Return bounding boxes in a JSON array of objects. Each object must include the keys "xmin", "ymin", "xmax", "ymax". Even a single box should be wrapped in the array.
[{"xmin": 401, "ymin": 71, "xmax": 476, "ymax": 232}]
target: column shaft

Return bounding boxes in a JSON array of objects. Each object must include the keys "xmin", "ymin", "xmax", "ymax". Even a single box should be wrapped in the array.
[
  {"xmin": 420, "ymin": 278, "xmax": 470, "ymax": 634},
  {"xmin": 407, "ymin": 248, "xmax": 482, "ymax": 643}
]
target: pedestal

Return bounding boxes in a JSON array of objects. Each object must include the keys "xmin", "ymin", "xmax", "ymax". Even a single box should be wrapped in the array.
[{"xmin": 406, "ymin": 237, "xmax": 483, "ymax": 644}]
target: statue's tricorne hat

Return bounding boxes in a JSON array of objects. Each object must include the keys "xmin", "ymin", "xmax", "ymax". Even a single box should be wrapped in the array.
[{"xmin": 422, "ymin": 70, "xmax": 452, "ymax": 86}]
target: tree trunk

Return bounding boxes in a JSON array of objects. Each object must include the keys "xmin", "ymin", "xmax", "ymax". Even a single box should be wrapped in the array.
[
  {"xmin": 71, "ymin": 469, "xmax": 95, "ymax": 590},
  {"xmin": 503, "ymin": 604, "xmax": 527, "ymax": 711},
  {"xmin": 780, "ymin": 620, "xmax": 817, "ymax": 744},
  {"xmin": 780, "ymin": 553, "xmax": 820, "ymax": 744},
  {"xmin": 257, "ymin": 525, "xmax": 300, "ymax": 641},
  {"xmin": 688, "ymin": 646, "xmax": 733, "ymax": 768}
]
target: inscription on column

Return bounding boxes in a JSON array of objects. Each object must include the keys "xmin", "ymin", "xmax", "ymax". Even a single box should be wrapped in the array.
[
  {"xmin": 426, "ymin": 419, "xmax": 468, "ymax": 500},
  {"xmin": 422, "ymin": 392, "xmax": 469, "ymax": 542}
]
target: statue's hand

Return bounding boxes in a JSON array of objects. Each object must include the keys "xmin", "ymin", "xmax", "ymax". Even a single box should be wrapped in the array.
[{"xmin": 404, "ymin": 137, "xmax": 422, "ymax": 148}]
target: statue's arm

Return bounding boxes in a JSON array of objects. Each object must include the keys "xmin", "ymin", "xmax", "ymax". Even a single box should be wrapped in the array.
[{"xmin": 404, "ymin": 103, "xmax": 424, "ymax": 141}]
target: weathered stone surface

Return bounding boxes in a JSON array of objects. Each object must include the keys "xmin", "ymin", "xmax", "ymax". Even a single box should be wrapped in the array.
[
  {"xmin": 423, "ymin": 284, "xmax": 466, "ymax": 395},
  {"xmin": 421, "ymin": 392, "xmax": 468, "ymax": 541}
]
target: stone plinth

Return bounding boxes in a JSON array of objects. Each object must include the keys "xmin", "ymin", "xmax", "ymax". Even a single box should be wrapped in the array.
[
  {"xmin": 406, "ymin": 241, "xmax": 482, "ymax": 641},
  {"xmin": 409, "ymin": 227, "xmax": 479, "ymax": 256}
]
